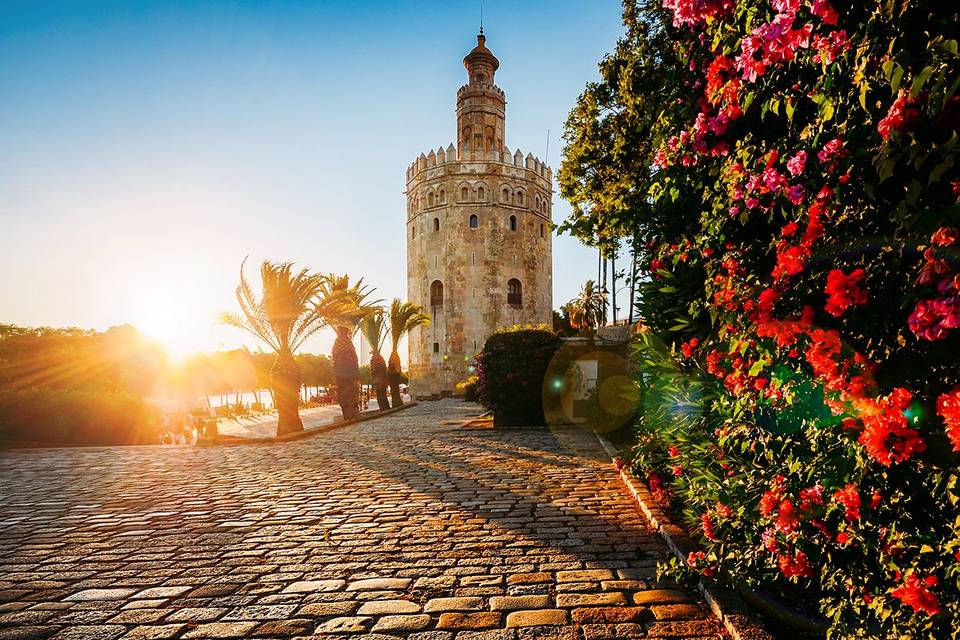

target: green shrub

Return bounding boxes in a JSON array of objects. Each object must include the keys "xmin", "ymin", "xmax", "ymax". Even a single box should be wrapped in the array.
[
  {"xmin": 476, "ymin": 328, "xmax": 561, "ymax": 427},
  {"xmin": 0, "ymin": 389, "xmax": 161, "ymax": 446}
]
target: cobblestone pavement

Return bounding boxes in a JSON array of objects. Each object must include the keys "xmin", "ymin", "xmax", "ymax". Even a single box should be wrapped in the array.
[{"xmin": 0, "ymin": 400, "xmax": 724, "ymax": 640}]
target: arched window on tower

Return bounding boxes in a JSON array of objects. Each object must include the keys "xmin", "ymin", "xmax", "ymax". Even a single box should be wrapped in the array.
[
  {"xmin": 517, "ymin": 191, "xmax": 525, "ymax": 206},
  {"xmin": 411, "ymin": 226, "xmax": 416, "ymax": 239},
  {"xmin": 461, "ymin": 186, "xmax": 469, "ymax": 201},
  {"xmin": 478, "ymin": 186, "xmax": 485, "ymax": 201},
  {"xmin": 540, "ymin": 223, "xmax": 545, "ymax": 238},
  {"xmin": 469, "ymin": 214, "xmax": 479, "ymax": 229},
  {"xmin": 509, "ymin": 215, "xmax": 517, "ymax": 231},
  {"xmin": 502, "ymin": 187, "xmax": 510, "ymax": 203},
  {"xmin": 428, "ymin": 192, "xmax": 434, "ymax": 207},
  {"xmin": 430, "ymin": 280, "xmax": 444, "ymax": 307},
  {"xmin": 507, "ymin": 279, "xmax": 522, "ymax": 306},
  {"xmin": 433, "ymin": 218, "xmax": 440, "ymax": 232},
  {"xmin": 439, "ymin": 189, "xmax": 445, "ymax": 203}
]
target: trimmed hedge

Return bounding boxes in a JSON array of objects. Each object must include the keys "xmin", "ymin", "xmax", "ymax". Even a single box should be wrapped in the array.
[
  {"xmin": 0, "ymin": 389, "xmax": 161, "ymax": 446},
  {"xmin": 476, "ymin": 328, "xmax": 561, "ymax": 427}
]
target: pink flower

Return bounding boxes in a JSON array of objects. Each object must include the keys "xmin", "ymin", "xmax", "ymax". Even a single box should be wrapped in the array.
[
  {"xmin": 811, "ymin": 0, "xmax": 839, "ymax": 25},
  {"xmin": 786, "ymin": 184, "xmax": 806, "ymax": 204},
  {"xmin": 786, "ymin": 150, "xmax": 808, "ymax": 176},
  {"xmin": 817, "ymin": 138, "xmax": 846, "ymax": 164},
  {"xmin": 812, "ymin": 30, "xmax": 849, "ymax": 64}
]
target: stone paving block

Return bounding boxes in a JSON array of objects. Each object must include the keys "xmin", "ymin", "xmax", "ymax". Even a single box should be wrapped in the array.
[
  {"xmin": 130, "ymin": 587, "xmax": 191, "ymax": 599},
  {"xmin": 437, "ymin": 612, "xmax": 501, "ymax": 630},
  {"xmin": 581, "ymin": 623, "xmax": 648, "ymax": 639},
  {"xmin": 488, "ymin": 595, "xmax": 551, "ymax": 611},
  {"xmin": 313, "ymin": 616, "xmax": 372, "ymax": 634},
  {"xmin": 63, "ymin": 589, "xmax": 135, "ymax": 602},
  {"xmin": 163, "ymin": 607, "xmax": 227, "ymax": 622},
  {"xmin": 556, "ymin": 592, "xmax": 627, "ymax": 608},
  {"xmin": 357, "ymin": 599, "xmax": 422, "ymax": 615},
  {"xmin": 504, "ymin": 609, "xmax": 568, "ymax": 627},
  {"xmin": 297, "ymin": 601, "xmax": 358, "ymax": 616},
  {"xmin": 282, "ymin": 580, "xmax": 345, "ymax": 593},
  {"xmin": 0, "ymin": 628, "xmax": 58, "ymax": 640},
  {"xmin": 424, "ymin": 596, "xmax": 485, "ymax": 612},
  {"xmin": 371, "ymin": 614, "xmax": 433, "ymax": 631},
  {"xmin": 345, "ymin": 578, "xmax": 411, "ymax": 591},
  {"xmin": 633, "ymin": 589, "xmax": 696, "ymax": 605},
  {"xmin": 49, "ymin": 626, "xmax": 127, "ymax": 640},
  {"xmin": 505, "ymin": 573, "xmax": 551, "ymax": 585},
  {"xmin": 179, "ymin": 622, "xmax": 258, "ymax": 638},
  {"xmin": 252, "ymin": 618, "xmax": 313, "ymax": 636},
  {"xmin": 556, "ymin": 570, "xmax": 615, "ymax": 583},
  {"xmin": 650, "ymin": 603, "xmax": 707, "ymax": 620},
  {"xmin": 118, "ymin": 625, "xmax": 186, "ymax": 640},
  {"xmin": 571, "ymin": 606, "xmax": 651, "ymax": 624},
  {"xmin": 645, "ymin": 620, "xmax": 723, "ymax": 637}
]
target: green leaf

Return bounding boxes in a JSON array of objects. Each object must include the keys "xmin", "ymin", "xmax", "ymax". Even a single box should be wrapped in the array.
[{"xmin": 911, "ymin": 66, "xmax": 934, "ymax": 96}]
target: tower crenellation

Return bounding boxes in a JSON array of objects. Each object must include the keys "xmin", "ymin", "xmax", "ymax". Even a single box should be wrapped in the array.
[{"xmin": 405, "ymin": 33, "xmax": 554, "ymax": 399}]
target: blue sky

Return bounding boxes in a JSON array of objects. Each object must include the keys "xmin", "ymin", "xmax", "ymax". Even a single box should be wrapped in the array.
[{"xmin": 0, "ymin": 0, "xmax": 623, "ymax": 357}]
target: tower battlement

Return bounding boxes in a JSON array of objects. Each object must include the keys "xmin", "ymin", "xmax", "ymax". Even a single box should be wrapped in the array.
[{"xmin": 406, "ymin": 146, "xmax": 552, "ymax": 184}]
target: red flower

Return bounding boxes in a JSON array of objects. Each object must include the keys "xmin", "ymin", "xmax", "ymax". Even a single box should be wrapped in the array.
[
  {"xmin": 931, "ymin": 227, "xmax": 959, "ymax": 247},
  {"xmin": 936, "ymin": 388, "xmax": 960, "ymax": 451},
  {"xmin": 836, "ymin": 531, "xmax": 850, "ymax": 545},
  {"xmin": 680, "ymin": 337, "xmax": 700, "ymax": 358},
  {"xmin": 761, "ymin": 527, "xmax": 778, "ymax": 553},
  {"xmin": 672, "ymin": 464, "xmax": 684, "ymax": 476},
  {"xmin": 812, "ymin": 29, "xmax": 849, "ymax": 64},
  {"xmin": 701, "ymin": 512, "xmax": 717, "ymax": 540},
  {"xmin": 786, "ymin": 150, "xmax": 808, "ymax": 176},
  {"xmin": 613, "ymin": 457, "xmax": 625, "ymax": 471},
  {"xmin": 857, "ymin": 388, "xmax": 926, "ymax": 466},
  {"xmin": 799, "ymin": 484, "xmax": 824, "ymax": 512},
  {"xmin": 668, "ymin": 445, "xmax": 681, "ymax": 458},
  {"xmin": 715, "ymin": 502, "xmax": 732, "ymax": 518},
  {"xmin": 777, "ymin": 499, "xmax": 800, "ymax": 533},
  {"xmin": 891, "ymin": 573, "xmax": 942, "ymax": 616},
  {"xmin": 824, "ymin": 268, "xmax": 868, "ymax": 317},
  {"xmin": 878, "ymin": 90, "xmax": 923, "ymax": 140},
  {"xmin": 778, "ymin": 551, "xmax": 814, "ymax": 579},
  {"xmin": 832, "ymin": 484, "xmax": 861, "ymax": 522}
]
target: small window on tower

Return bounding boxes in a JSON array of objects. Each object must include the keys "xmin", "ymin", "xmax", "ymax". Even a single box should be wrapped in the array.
[
  {"xmin": 540, "ymin": 223, "xmax": 545, "ymax": 238},
  {"xmin": 430, "ymin": 280, "xmax": 444, "ymax": 306},
  {"xmin": 433, "ymin": 342, "xmax": 440, "ymax": 354},
  {"xmin": 509, "ymin": 215, "xmax": 517, "ymax": 231},
  {"xmin": 517, "ymin": 191, "xmax": 524, "ymax": 205},
  {"xmin": 461, "ymin": 187, "xmax": 469, "ymax": 201},
  {"xmin": 439, "ymin": 189, "xmax": 445, "ymax": 203},
  {"xmin": 478, "ymin": 186, "xmax": 485, "ymax": 201},
  {"xmin": 502, "ymin": 187, "xmax": 510, "ymax": 203},
  {"xmin": 411, "ymin": 226, "xmax": 416, "ymax": 239},
  {"xmin": 433, "ymin": 217, "xmax": 440, "ymax": 232},
  {"xmin": 469, "ymin": 214, "xmax": 478, "ymax": 229},
  {"xmin": 428, "ymin": 192, "xmax": 434, "ymax": 207},
  {"xmin": 507, "ymin": 279, "xmax": 522, "ymax": 306}
]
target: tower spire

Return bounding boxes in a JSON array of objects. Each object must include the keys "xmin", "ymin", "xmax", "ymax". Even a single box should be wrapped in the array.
[{"xmin": 479, "ymin": 2, "xmax": 483, "ymax": 35}]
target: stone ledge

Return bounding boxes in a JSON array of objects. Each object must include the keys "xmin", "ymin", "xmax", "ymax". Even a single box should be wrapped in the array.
[
  {"xmin": 198, "ymin": 401, "xmax": 418, "ymax": 447},
  {"xmin": 593, "ymin": 433, "xmax": 776, "ymax": 640}
]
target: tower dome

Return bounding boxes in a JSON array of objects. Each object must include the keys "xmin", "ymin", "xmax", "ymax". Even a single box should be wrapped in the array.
[{"xmin": 463, "ymin": 33, "xmax": 499, "ymax": 86}]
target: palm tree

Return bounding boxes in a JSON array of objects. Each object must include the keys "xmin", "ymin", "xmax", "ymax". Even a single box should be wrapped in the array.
[
  {"xmin": 388, "ymin": 299, "xmax": 430, "ymax": 406},
  {"xmin": 359, "ymin": 309, "xmax": 391, "ymax": 412},
  {"xmin": 317, "ymin": 275, "xmax": 378, "ymax": 421},
  {"xmin": 220, "ymin": 259, "xmax": 328, "ymax": 436},
  {"xmin": 566, "ymin": 280, "xmax": 607, "ymax": 334}
]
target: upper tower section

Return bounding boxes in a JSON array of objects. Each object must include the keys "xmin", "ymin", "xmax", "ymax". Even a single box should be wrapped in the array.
[{"xmin": 457, "ymin": 33, "xmax": 506, "ymax": 161}]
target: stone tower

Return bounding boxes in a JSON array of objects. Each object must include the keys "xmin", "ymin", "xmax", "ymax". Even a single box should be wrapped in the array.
[{"xmin": 405, "ymin": 32, "xmax": 554, "ymax": 399}]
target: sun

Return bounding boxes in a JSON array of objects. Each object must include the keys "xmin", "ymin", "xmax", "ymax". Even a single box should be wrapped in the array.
[{"xmin": 129, "ymin": 284, "xmax": 212, "ymax": 361}]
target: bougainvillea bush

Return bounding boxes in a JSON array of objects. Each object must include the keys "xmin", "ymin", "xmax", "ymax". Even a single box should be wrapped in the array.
[{"xmin": 560, "ymin": 0, "xmax": 959, "ymax": 637}]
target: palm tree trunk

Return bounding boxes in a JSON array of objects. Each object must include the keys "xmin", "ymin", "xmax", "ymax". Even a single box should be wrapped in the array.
[
  {"xmin": 332, "ymin": 331, "xmax": 361, "ymax": 421},
  {"xmin": 271, "ymin": 351, "xmax": 303, "ymax": 435},
  {"xmin": 388, "ymin": 350, "xmax": 404, "ymax": 407}
]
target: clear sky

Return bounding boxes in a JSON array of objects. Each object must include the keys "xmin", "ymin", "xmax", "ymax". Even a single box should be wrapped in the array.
[{"xmin": 0, "ymin": 0, "xmax": 623, "ymax": 358}]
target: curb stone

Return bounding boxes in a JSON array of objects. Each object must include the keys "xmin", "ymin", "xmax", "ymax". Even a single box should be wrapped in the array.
[
  {"xmin": 199, "ymin": 401, "xmax": 419, "ymax": 446},
  {"xmin": 594, "ymin": 432, "xmax": 776, "ymax": 640}
]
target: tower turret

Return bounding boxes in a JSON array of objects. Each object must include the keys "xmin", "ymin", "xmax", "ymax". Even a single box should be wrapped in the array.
[{"xmin": 457, "ymin": 33, "xmax": 506, "ymax": 161}]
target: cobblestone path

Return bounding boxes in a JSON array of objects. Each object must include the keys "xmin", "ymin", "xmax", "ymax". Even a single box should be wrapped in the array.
[{"xmin": 0, "ymin": 400, "xmax": 723, "ymax": 640}]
